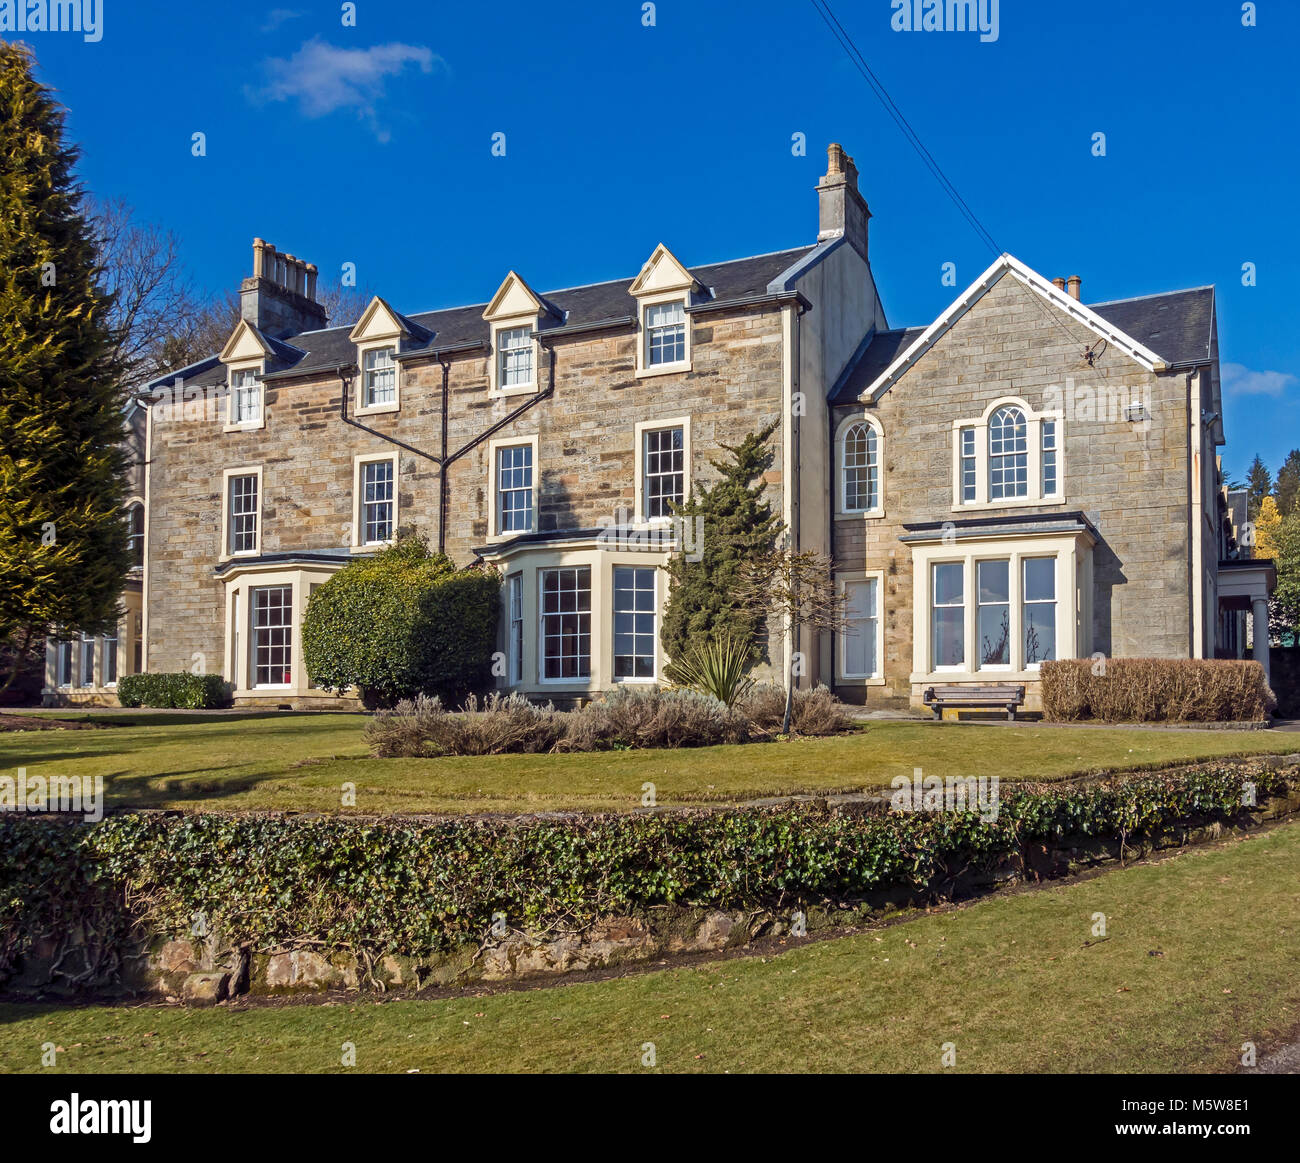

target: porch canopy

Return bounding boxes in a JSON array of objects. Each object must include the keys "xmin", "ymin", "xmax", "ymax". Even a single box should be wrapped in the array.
[{"xmin": 1218, "ymin": 558, "xmax": 1276, "ymax": 681}]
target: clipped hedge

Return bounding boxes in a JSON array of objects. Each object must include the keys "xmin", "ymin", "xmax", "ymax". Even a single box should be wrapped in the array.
[
  {"xmin": 1, "ymin": 762, "xmax": 1292, "ymax": 988},
  {"xmin": 302, "ymin": 533, "xmax": 499, "ymax": 706},
  {"xmin": 1041, "ymin": 658, "xmax": 1275, "ymax": 723},
  {"xmin": 115, "ymin": 672, "xmax": 228, "ymax": 709}
]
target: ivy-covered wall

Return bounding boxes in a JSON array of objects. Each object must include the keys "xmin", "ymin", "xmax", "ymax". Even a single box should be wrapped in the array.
[{"xmin": 2, "ymin": 760, "xmax": 1296, "ymax": 997}]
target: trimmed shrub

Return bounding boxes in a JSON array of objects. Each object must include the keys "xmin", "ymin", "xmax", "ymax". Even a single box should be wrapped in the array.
[
  {"xmin": 562, "ymin": 686, "xmax": 750, "ymax": 751},
  {"xmin": 302, "ymin": 533, "xmax": 499, "ymax": 706},
  {"xmin": 740, "ymin": 683, "xmax": 855, "ymax": 736},
  {"xmin": 366, "ymin": 687, "xmax": 750, "ymax": 758},
  {"xmin": 365, "ymin": 693, "xmax": 565, "ymax": 758},
  {"xmin": 1041, "ymin": 658, "xmax": 1275, "ymax": 723},
  {"xmin": 115, "ymin": 673, "xmax": 228, "ymax": 709}
]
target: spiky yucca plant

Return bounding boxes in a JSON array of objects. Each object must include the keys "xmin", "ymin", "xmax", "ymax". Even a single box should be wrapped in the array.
[{"xmin": 663, "ymin": 633, "xmax": 755, "ymax": 707}]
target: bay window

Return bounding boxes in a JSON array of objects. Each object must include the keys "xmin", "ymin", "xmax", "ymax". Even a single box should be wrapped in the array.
[
  {"xmin": 1022, "ymin": 557, "xmax": 1057, "ymax": 665},
  {"xmin": 931, "ymin": 562, "xmax": 965, "ymax": 669},
  {"xmin": 976, "ymin": 559, "xmax": 1010, "ymax": 669},
  {"xmin": 612, "ymin": 566, "xmax": 656, "ymax": 680},
  {"xmin": 541, "ymin": 567, "xmax": 591, "ymax": 680}
]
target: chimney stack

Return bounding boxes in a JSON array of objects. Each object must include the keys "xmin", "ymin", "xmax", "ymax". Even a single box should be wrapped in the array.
[
  {"xmin": 1052, "ymin": 277, "xmax": 1067, "ymax": 291},
  {"xmin": 817, "ymin": 143, "xmax": 871, "ymax": 262},
  {"xmin": 240, "ymin": 239, "xmax": 327, "ymax": 338},
  {"xmin": 1067, "ymin": 275, "xmax": 1082, "ymax": 300}
]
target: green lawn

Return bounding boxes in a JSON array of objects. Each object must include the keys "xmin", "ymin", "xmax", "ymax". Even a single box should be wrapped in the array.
[
  {"xmin": 0, "ymin": 711, "xmax": 1296, "ymax": 814},
  {"xmin": 3, "ymin": 819, "xmax": 1296, "ymax": 1073}
]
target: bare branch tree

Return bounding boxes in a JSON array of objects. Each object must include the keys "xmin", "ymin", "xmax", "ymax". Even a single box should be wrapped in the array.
[{"xmin": 737, "ymin": 547, "xmax": 850, "ymax": 734}]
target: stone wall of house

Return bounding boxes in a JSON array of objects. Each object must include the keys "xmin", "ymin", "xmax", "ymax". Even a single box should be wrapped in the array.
[
  {"xmin": 832, "ymin": 274, "xmax": 1193, "ymax": 707},
  {"xmin": 144, "ymin": 305, "xmax": 789, "ymax": 678}
]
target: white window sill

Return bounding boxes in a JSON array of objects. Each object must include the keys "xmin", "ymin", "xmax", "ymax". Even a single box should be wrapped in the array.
[
  {"xmin": 490, "ymin": 383, "xmax": 538, "ymax": 399},
  {"xmin": 636, "ymin": 361, "xmax": 691, "ymax": 379},
  {"xmin": 836, "ymin": 509, "xmax": 886, "ymax": 521},
  {"xmin": 837, "ymin": 674, "xmax": 886, "ymax": 686},
  {"xmin": 224, "ymin": 421, "xmax": 265, "ymax": 434},
  {"xmin": 351, "ymin": 541, "xmax": 394, "ymax": 554},
  {"xmin": 952, "ymin": 496, "xmax": 1067, "ymax": 513},
  {"xmin": 356, "ymin": 402, "xmax": 400, "ymax": 417}
]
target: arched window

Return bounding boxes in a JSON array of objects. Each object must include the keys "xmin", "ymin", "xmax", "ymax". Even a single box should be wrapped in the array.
[
  {"xmin": 988, "ymin": 406, "xmax": 1028, "ymax": 499},
  {"xmin": 842, "ymin": 422, "xmax": 880, "ymax": 512},
  {"xmin": 127, "ymin": 503, "xmax": 144, "ymax": 567}
]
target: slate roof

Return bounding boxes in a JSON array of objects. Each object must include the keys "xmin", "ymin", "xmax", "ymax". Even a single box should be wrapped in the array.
[
  {"xmin": 830, "ymin": 285, "xmax": 1217, "ymax": 406},
  {"xmin": 151, "ymin": 246, "xmax": 818, "ymax": 392}
]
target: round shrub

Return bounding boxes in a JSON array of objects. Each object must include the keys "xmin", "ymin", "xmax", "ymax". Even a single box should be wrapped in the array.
[{"xmin": 302, "ymin": 533, "xmax": 499, "ymax": 706}]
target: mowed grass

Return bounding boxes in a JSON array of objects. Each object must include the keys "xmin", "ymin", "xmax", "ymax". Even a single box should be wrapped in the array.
[
  {"xmin": 2, "ymin": 819, "xmax": 1296, "ymax": 1074},
  {"xmin": 0, "ymin": 711, "xmax": 1297, "ymax": 814}
]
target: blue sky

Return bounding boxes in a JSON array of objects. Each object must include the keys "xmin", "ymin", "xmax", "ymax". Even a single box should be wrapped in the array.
[{"xmin": 9, "ymin": 0, "xmax": 1298, "ymax": 479}]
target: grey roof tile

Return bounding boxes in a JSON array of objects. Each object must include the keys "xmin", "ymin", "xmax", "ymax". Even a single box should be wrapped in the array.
[
  {"xmin": 831, "ymin": 285, "xmax": 1217, "ymax": 406},
  {"xmin": 153, "ymin": 246, "xmax": 817, "ymax": 391}
]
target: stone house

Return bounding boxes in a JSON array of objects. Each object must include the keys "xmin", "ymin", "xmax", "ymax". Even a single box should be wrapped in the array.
[{"xmin": 44, "ymin": 144, "xmax": 1273, "ymax": 709}]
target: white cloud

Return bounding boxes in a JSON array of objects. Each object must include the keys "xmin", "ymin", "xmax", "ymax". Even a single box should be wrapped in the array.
[
  {"xmin": 249, "ymin": 38, "xmax": 441, "ymax": 139},
  {"xmin": 1222, "ymin": 362, "xmax": 1297, "ymax": 397},
  {"xmin": 260, "ymin": 9, "xmax": 303, "ymax": 33}
]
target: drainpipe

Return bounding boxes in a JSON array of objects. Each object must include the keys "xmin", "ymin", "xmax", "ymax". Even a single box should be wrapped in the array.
[{"xmin": 335, "ymin": 338, "xmax": 554, "ymax": 557}]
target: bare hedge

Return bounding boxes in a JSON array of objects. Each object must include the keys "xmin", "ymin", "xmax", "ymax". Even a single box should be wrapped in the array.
[{"xmin": 1040, "ymin": 658, "xmax": 1275, "ymax": 723}]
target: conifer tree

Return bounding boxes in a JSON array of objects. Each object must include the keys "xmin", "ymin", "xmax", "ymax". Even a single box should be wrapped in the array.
[
  {"xmin": 0, "ymin": 43, "xmax": 130, "ymax": 690},
  {"xmin": 1274, "ymin": 449, "xmax": 1300, "ymax": 515},
  {"xmin": 660, "ymin": 422, "xmax": 782, "ymax": 664},
  {"xmin": 1245, "ymin": 454, "xmax": 1272, "ymax": 521}
]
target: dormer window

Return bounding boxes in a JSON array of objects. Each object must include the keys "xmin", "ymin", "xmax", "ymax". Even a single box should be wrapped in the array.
[
  {"xmin": 645, "ymin": 301, "xmax": 687, "ymax": 367},
  {"xmin": 229, "ymin": 367, "xmax": 262, "ymax": 426},
  {"xmin": 498, "ymin": 326, "xmax": 534, "ymax": 389},
  {"xmin": 363, "ymin": 346, "xmax": 396, "ymax": 408},
  {"xmin": 630, "ymin": 244, "xmax": 700, "ymax": 377},
  {"xmin": 350, "ymin": 298, "xmax": 415, "ymax": 415}
]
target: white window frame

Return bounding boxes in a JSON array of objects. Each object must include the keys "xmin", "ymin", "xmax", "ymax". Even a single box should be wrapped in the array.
[
  {"xmin": 352, "ymin": 453, "xmax": 399, "ymax": 549},
  {"xmin": 975, "ymin": 557, "xmax": 1013, "ymax": 672},
  {"xmin": 488, "ymin": 435, "xmax": 539, "ymax": 538},
  {"xmin": 837, "ymin": 571, "xmax": 885, "ymax": 684},
  {"xmin": 908, "ymin": 538, "xmax": 1086, "ymax": 683},
  {"xmin": 634, "ymin": 417, "xmax": 691, "ymax": 524},
  {"xmin": 635, "ymin": 292, "xmax": 692, "ymax": 377},
  {"xmin": 489, "ymin": 319, "xmax": 539, "ymax": 397},
  {"xmin": 1021, "ymin": 555, "xmax": 1059, "ymax": 670},
  {"xmin": 951, "ymin": 397, "xmax": 1064, "ymax": 510},
  {"xmin": 930, "ymin": 561, "xmax": 967, "ymax": 673},
  {"xmin": 835, "ymin": 414, "xmax": 885, "ymax": 518},
  {"xmin": 611, "ymin": 564, "xmax": 659, "ymax": 684},
  {"xmin": 538, "ymin": 565, "xmax": 592, "ymax": 684},
  {"xmin": 507, "ymin": 572, "xmax": 524, "ymax": 685},
  {"xmin": 357, "ymin": 342, "xmax": 399, "ymax": 415},
  {"xmin": 225, "ymin": 362, "xmax": 264, "ymax": 431},
  {"xmin": 250, "ymin": 583, "xmax": 295, "ymax": 690},
  {"xmin": 56, "ymin": 638, "xmax": 74, "ymax": 688},
  {"xmin": 102, "ymin": 624, "xmax": 120, "ymax": 687},
  {"xmin": 220, "ymin": 466, "xmax": 263, "ymax": 561}
]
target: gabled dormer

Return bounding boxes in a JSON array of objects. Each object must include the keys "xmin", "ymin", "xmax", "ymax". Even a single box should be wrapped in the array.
[
  {"xmin": 628, "ymin": 244, "xmax": 702, "ymax": 377},
  {"xmin": 219, "ymin": 319, "xmax": 275, "ymax": 431},
  {"xmin": 483, "ymin": 271, "xmax": 560, "ymax": 397},
  {"xmin": 349, "ymin": 296, "xmax": 421, "ymax": 415}
]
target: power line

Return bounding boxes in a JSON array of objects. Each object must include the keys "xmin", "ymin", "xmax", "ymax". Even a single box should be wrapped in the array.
[
  {"xmin": 809, "ymin": 0, "xmax": 1000, "ymax": 257},
  {"xmin": 809, "ymin": 0, "xmax": 1106, "ymax": 372}
]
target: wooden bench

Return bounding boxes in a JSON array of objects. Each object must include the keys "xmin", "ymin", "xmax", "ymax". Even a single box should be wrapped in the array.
[{"xmin": 923, "ymin": 683, "xmax": 1026, "ymax": 721}]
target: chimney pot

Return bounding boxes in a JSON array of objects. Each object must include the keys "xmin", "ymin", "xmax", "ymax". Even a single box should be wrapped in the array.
[
  {"xmin": 817, "ymin": 142, "xmax": 870, "ymax": 262},
  {"xmin": 1067, "ymin": 275, "xmax": 1082, "ymax": 300},
  {"xmin": 1052, "ymin": 277, "xmax": 1067, "ymax": 291},
  {"xmin": 240, "ymin": 238, "xmax": 327, "ymax": 337}
]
